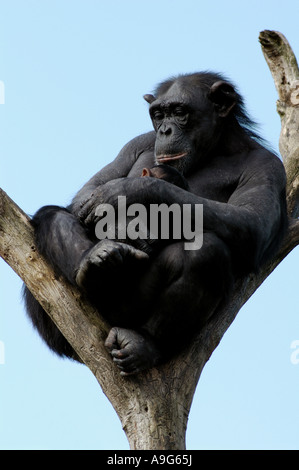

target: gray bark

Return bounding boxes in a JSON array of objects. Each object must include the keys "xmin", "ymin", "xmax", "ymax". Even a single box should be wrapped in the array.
[{"xmin": 0, "ymin": 30, "xmax": 298, "ymax": 450}]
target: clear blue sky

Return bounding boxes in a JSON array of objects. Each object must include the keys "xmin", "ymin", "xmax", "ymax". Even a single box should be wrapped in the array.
[{"xmin": 0, "ymin": 0, "xmax": 299, "ymax": 450}]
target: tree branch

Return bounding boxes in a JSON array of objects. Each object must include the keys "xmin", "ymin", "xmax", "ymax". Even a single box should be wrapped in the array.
[
  {"xmin": 0, "ymin": 189, "xmax": 111, "ymax": 371},
  {"xmin": 1, "ymin": 30, "xmax": 299, "ymax": 450},
  {"xmin": 259, "ymin": 30, "xmax": 299, "ymax": 217}
]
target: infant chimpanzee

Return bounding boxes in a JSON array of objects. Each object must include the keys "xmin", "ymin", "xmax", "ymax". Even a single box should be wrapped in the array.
[
  {"xmin": 111, "ymin": 163, "xmax": 189, "ymax": 257},
  {"xmin": 141, "ymin": 164, "xmax": 189, "ymax": 190}
]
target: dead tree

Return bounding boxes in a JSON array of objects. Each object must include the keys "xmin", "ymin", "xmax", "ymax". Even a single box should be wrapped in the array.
[{"xmin": 0, "ymin": 30, "xmax": 298, "ymax": 450}]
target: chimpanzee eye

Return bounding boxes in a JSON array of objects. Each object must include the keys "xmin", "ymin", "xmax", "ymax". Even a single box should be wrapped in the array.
[
  {"xmin": 175, "ymin": 107, "xmax": 185, "ymax": 116},
  {"xmin": 174, "ymin": 106, "xmax": 189, "ymax": 124},
  {"xmin": 153, "ymin": 110, "xmax": 164, "ymax": 121}
]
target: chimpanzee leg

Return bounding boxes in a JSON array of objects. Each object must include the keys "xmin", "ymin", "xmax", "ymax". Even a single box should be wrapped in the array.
[
  {"xmin": 145, "ymin": 234, "xmax": 233, "ymax": 356},
  {"xmin": 24, "ymin": 205, "xmax": 149, "ymax": 358},
  {"xmin": 105, "ymin": 233, "xmax": 233, "ymax": 375},
  {"xmin": 23, "ymin": 287, "xmax": 81, "ymax": 359},
  {"xmin": 24, "ymin": 205, "xmax": 94, "ymax": 359},
  {"xmin": 33, "ymin": 206, "xmax": 148, "ymax": 286},
  {"xmin": 31, "ymin": 205, "xmax": 94, "ymax": 283}
]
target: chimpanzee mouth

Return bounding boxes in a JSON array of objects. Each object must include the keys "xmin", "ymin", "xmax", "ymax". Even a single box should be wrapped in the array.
[{"xmin": 156, "ymin": 152, "xmax": 188, "ymax": 163}]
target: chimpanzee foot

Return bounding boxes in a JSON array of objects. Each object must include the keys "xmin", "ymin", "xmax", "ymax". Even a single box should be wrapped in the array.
[
  {"xmin": 105, "ymin": 327, "xmax": 161, "ymax": 376},
  {"xmin": 75, "ymin": 240, "xmax": 149, "ymax": 289}
]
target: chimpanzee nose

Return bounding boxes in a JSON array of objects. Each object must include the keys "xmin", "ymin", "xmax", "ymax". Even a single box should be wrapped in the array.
[{"xmin": 159, "ymin": 123, "xmax": 172, "ymax": 136}]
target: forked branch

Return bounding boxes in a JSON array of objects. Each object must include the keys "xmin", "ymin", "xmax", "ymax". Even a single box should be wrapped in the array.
[{"xmin": 0, "ymin": 30, "xmax": 298, "ymax": 450}]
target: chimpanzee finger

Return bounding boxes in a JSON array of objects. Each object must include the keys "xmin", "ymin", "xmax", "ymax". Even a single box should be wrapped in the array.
[
  {"xmin": 111, "ymin": 348, "xmax": 130, "ymax": 359},
  {"xmin": 78, "ymin": 199, "xmax": 93, "ymax": 221},
  {"xmin": 121, "ymin": 244, "xmax": 149, "ymax": 261},
  {"xmin": 98, "ymin": 247, "xmax": 124, "ymax": 267},
  {"xmin": 104, "ymin": 328, "xmax": 119, "ymax": 351},
  {"xmin": 84, "ymin": 209, "xmax": 97, "ymax": 227},
  {"xmin": 112, "ymin": 355, "xmax": 135, "ymax": 368}
]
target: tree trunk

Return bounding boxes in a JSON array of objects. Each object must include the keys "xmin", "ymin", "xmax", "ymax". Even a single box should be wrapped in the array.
[{"xmin": 0, "ymin": 30, "xmax": 299, "ymax": 450}]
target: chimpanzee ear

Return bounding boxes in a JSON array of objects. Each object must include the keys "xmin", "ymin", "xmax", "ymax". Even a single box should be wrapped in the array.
[
  {"xmin": 208, "ymin": 81, "xmax": 238, "ymax": 117},
  {"xmin": 143, "ymin": 94, "xmax": 156, "ymax": 104},
  {"xmin": 141, "ymin": 168, "xmax": 151, "ymax": 177}
]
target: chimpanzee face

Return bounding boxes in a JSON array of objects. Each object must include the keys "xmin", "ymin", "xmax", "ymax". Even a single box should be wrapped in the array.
[{"xmin": 146, "ymin": 78, "xmax": 237, "ymax": 174}]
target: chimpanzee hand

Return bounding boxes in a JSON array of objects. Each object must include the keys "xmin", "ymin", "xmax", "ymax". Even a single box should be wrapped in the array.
[
  {"xmin": 75, "ymin": 240, "xmax": 149, "ymax": 289},
  {"xmin": 105, "ymin": 327, "xmax": 161, "ymax": 376},
  {"xmin": 78, "ymin": 178, "xmax": 132, "ymax": 228},
  {"xmin": 78, "ymin": 177, "xmax": 160, "ymax": 228}
]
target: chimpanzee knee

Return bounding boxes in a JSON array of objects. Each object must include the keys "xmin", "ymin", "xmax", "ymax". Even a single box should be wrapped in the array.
[
  {"xmin": 141, "ymin": 233, "xmax": 233, "ymax": 356},
  {"xmin": 32, "ymin": 205, "xmax": 93, "ymax": 284}
]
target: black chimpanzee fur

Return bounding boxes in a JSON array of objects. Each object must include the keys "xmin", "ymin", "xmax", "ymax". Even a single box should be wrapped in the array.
[{"xmin": 24, "ymin": 72, "xmax": 288, "ymax": 375}]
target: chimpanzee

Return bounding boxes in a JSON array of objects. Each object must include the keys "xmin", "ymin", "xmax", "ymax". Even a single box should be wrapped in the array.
[{"xmin": 24, "ymin": 72, "xmax": 288, "ymax": 376}]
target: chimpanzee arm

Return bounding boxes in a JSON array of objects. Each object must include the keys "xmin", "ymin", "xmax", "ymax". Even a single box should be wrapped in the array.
[
  {"xmin": 70, "ymin": 131, "xmax": 155, "ymax": 216},
  {"xmin": 79, "ymin": 150, "xmax": 287, "ymax": 271}
]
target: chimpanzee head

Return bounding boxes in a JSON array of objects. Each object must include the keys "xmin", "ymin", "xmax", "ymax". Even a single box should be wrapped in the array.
[{"xmin": 144, "ymin": 72, "xmax": 253, "ymax": 174}]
